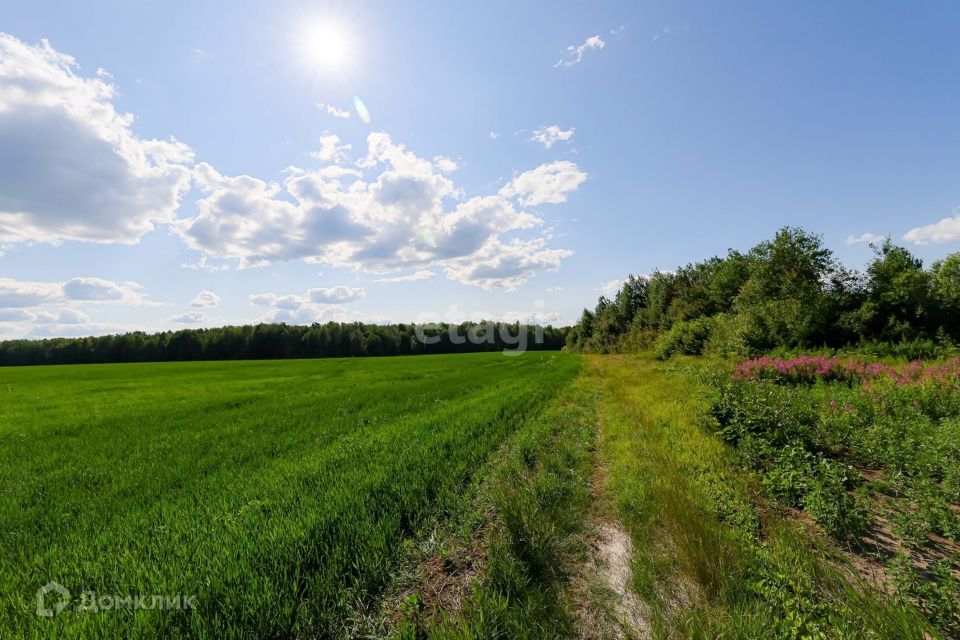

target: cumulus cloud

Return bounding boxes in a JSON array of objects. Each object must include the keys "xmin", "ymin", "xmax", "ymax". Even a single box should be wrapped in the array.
[
  {"xmin": 374, "ymin": 270, "xmax": 436, "ymax": 283},
  {"xmin": 309, "ymin": 134, "xmax": 352, "ymax": 163},
  {"xmin": 176, "ymin": 132, "xmax": 581, "ymax": 289},
  {"xmin": 597, "ymin": 279, "xmax": 623, "ymax": 296},
  {"xmin": 250, "ymin": 286, "xmax": 364, "ymax": 308},
  {"xmin": 169, "ymin": 311, "xmax": 212, "ymax": 323},
  {"xmin": 190, "ymin": 290, "xmax": 220, "ymax": 307},
  {"xmin": 846, "ymin": 232, "xmax": 885, "ymax": 246},
  {"xmin": 246, "ymin": 287, "xmax": 366, "ymax": 324},
  {"xmin": 443, "ymin": 237, "xmax": 572, "ymax": 292},
  {"xmin": 904, "ymin": 211, "xmax": 960, "ymax": 245},
  {"xmin": 316, "ymin": 102, "xmax": 351, "ymax": 118},
  {"xmin": 433, "ymin": 156, "xmax": 458, "ymax": 173},
  {"xmin": 529, "ymin": 125, "xmax": 575, "ymax": 149},
  {"xmin": 34, "ymin": 308, "xmax": 89, "ymax": 324},
  {"xmin": 0, "ymin": 34, "xmax": 193, "ymax": 246},
  {"xmin": 307, "ymin": 286, "xmax": 365, "ymax": 303},
  {"xmin": 499, "ymin": 161, "xmax": 587, "ymax": 206},
  {"xmin": 0, "ymin": 277, "xmax": 62, "ymax": 307},
  {"xmin": 0, "ymin": 276, "xmax": 149, "ymax": 307},
  {"xmin": 555, "ymin": 35, "xmax": 605, "ymax": 68}
]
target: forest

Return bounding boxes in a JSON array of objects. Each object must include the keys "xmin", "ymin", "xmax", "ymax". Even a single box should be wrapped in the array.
[
  {"xmin": 0, "ymin": 321, "xmax": 566, "ymax": 366},
  {"xmin": 567, "ymin": 227, "xmax": 960, "ymax": 359}
]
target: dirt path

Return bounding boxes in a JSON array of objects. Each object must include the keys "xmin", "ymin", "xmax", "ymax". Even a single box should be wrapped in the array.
[{"xmin": 574, "ymin": 358, "xmax": 650, "ymax": 639}]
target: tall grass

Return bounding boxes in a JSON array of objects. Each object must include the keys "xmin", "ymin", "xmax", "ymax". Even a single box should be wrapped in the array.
[{"xmin": 590, "ymin": 354, "xmax": 931, "ymax": 638}]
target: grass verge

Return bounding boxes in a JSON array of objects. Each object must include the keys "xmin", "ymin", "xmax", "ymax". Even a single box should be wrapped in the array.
[{"xmin": 590, "ymin": 353, "xmax": 933, "ymax": 639}]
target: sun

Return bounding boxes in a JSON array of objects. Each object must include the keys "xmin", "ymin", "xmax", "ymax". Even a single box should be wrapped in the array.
[{"xmin": 300, "ymin": 21, "xmax": 353, "ymax": 71}]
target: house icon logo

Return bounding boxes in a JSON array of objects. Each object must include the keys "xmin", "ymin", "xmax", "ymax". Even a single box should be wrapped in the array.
[{"xmin": 36, "ymin": 581, "xmax": 70, "ymax": 617}]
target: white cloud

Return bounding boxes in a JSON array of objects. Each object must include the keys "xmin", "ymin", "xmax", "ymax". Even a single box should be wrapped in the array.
[
  {"xmin": 309, "ymin": 133, "xmax": 352, "ymax": 163},
  {"xmin": 0, "ymin": 277, "xmax": 62, "ymax": 307},
  {"xmin": 904, "ymin": 212, "xmax": 960, "ymax": 245},
  {"xmin": 499, "ymin": 161, "xmax": 587, "ymax": 206},
  {"xmin": 529, "ymin": 125, "xmax": 575, "ymax": 149},
  {"xmin": 433, "ymin": 155, "xmax": 458, "ymax": 173},
  {"xmin": 34, "ymin": 308, "xmax": 89, "ymax": 324},
  {"xmin": 374, "ymin": 270, "xmax": 436, "ymax": 283},
  {"xmin": 25, "ymin": 322, "xmax": 137, "ymax": 339},
  {"xmin": 546, "ymin": 286, "xmax": 564, "ymax": 293},
  {"xmin": 169, "ymin": 311, "xmax": 212, "ymax": 324},
  {"xmin": 249, "ymin": 293, "xmax": 302, "ymax": 309},
  {"xmin": 846, "ymin": 232, "xmax": 885, "ymax": 246},
  {"xmin": 258, "ymin": 304, "xmax": 350, "ymax": 325},
  {"xmin": 176, "ymin": 132, "xmax": 580, "ymax": 289},
  {"xmin": 250, "ymin": 285, "xmax": 364, "ymax": 310},
  {"xmin": 247, "ymin": 288, "xmax": 365, "ymax": 324},
  {"xmin": 0, "ymin": 309, "xmax": 36, "ymax": 322},
  {"xmin": 0, "ymin": 276, "xmax": 149, "ymax": 308},
  {"xmin": 316, "ymin": 102, "xmax": 351, "ymax": 118},
  {"xmin": 597, "ymin": 279, "xmax": 623, "ymax": 296},
  {"xmin": 488, "ymin": 131, "xmax": 500, "ymax": 140},
  {"xmin": 308, "ymin": 286, "xmax": 366, "ymax": 303},
  {"xmin": 442, "ymin": 237, "xmax": 572, "ymax": 292},
  {"xmin": 555, "ymin": 35, "xmax": 605, "ymax": 68},
  {"xmin": 63, "ymin": 277, "xmax": 146, "ymax": 303},
  {"xmin": 0, "ymin": 34, "xmax": 193, "ymax": 246},
  {"xmin": 181, "ymin": 255, "xmax": 230, "ymax": 272},
  {"xmin": 513, "ymin": 310, "xmax": 564, "ymax": 325},
  {"xmin": 190, "ymin": 290, "xmax": 220, "ymax": 307}
]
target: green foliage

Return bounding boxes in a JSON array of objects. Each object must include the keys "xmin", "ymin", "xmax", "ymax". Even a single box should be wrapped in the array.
[
  {"xmin": 709, "ymin": 359, "xmax": 960, "ymax": 636},
  {"xmin": 568, "ymin": 227, "xmax": 960, "ymax": 358},
  {"xmin": 652, "ymin": 316, "xmax": 715, "ymax": 359},
  {"xmin": 0, "ymin": 321, "xmax": 568, "ymax": 366},
  {"xmin": 890, "ymin": 554, "xmax": 960, "ymax": 638},
  {"xmin": 594, "ymin": 355, "xmax": 927, "ymax": 639},
  {"xmin": 0, "ymin": 352, "xmax": 581, "ymax": 637}
]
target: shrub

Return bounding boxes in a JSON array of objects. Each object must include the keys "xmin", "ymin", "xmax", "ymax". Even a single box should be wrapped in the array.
[{"xmin": 653, "ymin": 317, "xmax": 715, "ymax": 360}]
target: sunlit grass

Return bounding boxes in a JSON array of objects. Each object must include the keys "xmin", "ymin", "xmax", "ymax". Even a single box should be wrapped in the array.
[
  {"xmin": 590, "ymin": 353, "xmax": 930, "ymax": 639},
  {"xmin": 0, "ymin": 352, "xmax": 581, "ymax": 638}
]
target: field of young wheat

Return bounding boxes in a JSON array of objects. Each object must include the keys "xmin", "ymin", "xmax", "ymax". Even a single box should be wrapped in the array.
[{"xmin": 0, "ymin": 352, "xmax": 581, "ymax": 638}]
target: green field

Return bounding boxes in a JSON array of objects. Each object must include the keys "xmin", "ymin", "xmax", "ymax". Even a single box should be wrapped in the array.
[
  {"xmin": 0, "ymin": 353, "xmax": 581, "ymax": 637},
  {"xmin": 3, "ymin": 351, "xmax": 956, "ymax": 639}
]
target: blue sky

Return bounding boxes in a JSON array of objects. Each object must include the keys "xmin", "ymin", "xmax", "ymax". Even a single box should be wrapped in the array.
[{"xmin": 1, "ymin": 1, "xmax": 959, "ymax": 338}]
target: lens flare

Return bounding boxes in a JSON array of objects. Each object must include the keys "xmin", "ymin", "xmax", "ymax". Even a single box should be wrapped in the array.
[{"xmin": 353, "ymin": 96, "xmax": 371, "ymax": 124}]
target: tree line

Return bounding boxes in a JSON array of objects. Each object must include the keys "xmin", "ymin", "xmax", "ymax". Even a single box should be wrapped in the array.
[
  {"xmin": 567, "ymin": 227, "xmax": 960, "ymax": 358},
  {"xmin": 0, "ymin": 322, "xmax": 567, "ymax": 366}
]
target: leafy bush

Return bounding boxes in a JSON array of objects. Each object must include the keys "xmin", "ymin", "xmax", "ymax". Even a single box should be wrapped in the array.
[{"xmin": 653, "ymin": 317, "xmax": 715, "ymax": 359}]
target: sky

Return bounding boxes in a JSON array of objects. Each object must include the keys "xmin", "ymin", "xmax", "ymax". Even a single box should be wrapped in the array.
[{"xmin": 1, "ymin": 1, "xmax": 959, "ymax": 339}]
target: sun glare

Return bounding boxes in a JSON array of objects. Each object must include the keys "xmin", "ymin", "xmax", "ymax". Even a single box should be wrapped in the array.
[{"xmin": 301, "ymin": 22, "xmax": 353, "ymax": 71}]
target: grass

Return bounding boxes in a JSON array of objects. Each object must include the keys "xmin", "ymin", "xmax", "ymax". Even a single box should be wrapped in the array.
[
  {"xmin": 710, "ymin": 355, "xmax": 960, "ymax": 636},
  {"xmin": 391, "ymin": 365, "xmax": 600, "ymax": 638},
  {"xmin": 0, "ymin": 352, "xmax": 581, "ymax": 638},
  {"xmin": 3, "ymin": 349, "xmax": 949, "ymax": 638},
  {"xmin": 588, "ymin": 353, "xmax": 932, "ymax": 639}
]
